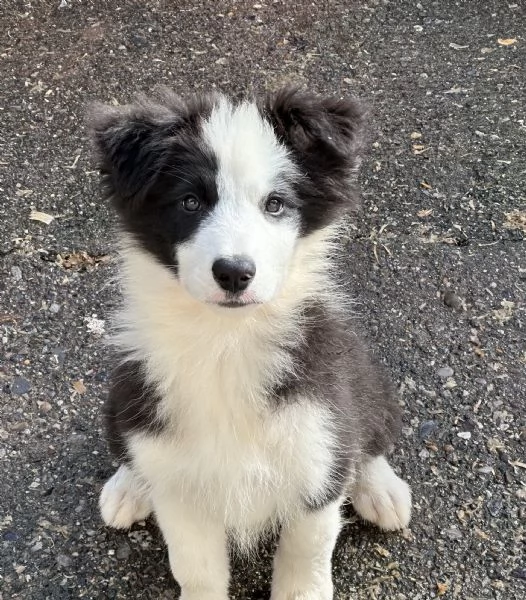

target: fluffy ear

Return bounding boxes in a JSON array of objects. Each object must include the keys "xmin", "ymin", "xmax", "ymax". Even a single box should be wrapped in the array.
[
  {"xmin": 87, "ymin": 90, "xmax": 196, "ymax": 205},
  {"xmin": 264, "ymin": 87, "xmax": 367, "ymax": 176}
]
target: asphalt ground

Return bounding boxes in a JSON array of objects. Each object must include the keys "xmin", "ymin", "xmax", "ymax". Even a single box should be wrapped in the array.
[{"xmin": 0, "ymin": 1, "xmax": 525, "ymax": 599}]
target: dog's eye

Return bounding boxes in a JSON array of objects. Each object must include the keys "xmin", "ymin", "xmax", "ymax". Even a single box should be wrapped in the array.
[
  {"xmin": 265, "ymin": 195, "xmax": 284, "ymax": 215},
  {"xmin": 181, "ymin": 195, "xmax": 201, "ymax": 212}
]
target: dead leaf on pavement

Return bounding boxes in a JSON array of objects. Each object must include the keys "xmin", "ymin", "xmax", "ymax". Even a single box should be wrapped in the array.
[
  {"xmin": 474, "ymin": 527, "xmax": 489, "ymax": 540},
  {"xmin": 72, "ymin": 380, "xmax": 87, "ymax": 394},
  {"xmin": 497, "ymin": 38, "xmax": 517, "ymax": 46},
  {"xmin": 487, "ymin": 437, "xmax": 505, "ymax": 452},
  {"xmin": 437, "ymin": 581, "xmax": 449, "ymax": 596},
  {"xmin": 493, "ymin": 300, "xmax": 516, "ymax": 323},
  {"xmin": 30, "ymin": 210, "xmax": 55, "ymax": 225},
  {"xmin": 374, "ymin": 544, "xmax": 390, "ymax": 557},
  {"xmin": 417, "ymin": 209, "xmax": 433, "ymax": 218},
  {"xmin": 412, "ymin": 144, "xmax": 427, "ymax": 154},
  {"xmin": 56, "ymin": 251, "xmax": 110, "ymax": 270},
  {"xmin": 503, "ymin": 210, "xmax": 526, "ymax": 233}
]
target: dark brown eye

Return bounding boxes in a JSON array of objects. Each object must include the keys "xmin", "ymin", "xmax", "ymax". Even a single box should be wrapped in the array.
[
  {"xmin": 265, "ymin": 195, "xmax": 284, "ymax": 215},
  {"xmin": 181, "ymin": 195, "xmax": 201, "ymax": 212}
]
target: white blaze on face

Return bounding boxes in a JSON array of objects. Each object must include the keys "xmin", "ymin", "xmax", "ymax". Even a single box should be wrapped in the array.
[{"xmin": 177, "ymin": 96, "xmax": 301, "ymax": 306}]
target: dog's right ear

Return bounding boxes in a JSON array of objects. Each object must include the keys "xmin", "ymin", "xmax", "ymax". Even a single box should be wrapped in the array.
[{"xmin": 87, "ymin": 91, "xmax": 190, "ymax": 206}]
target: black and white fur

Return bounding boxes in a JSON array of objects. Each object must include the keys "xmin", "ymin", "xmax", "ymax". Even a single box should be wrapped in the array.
[{"xmin": 89, "ymin": 88, "xmax": 411, "ymax": 600}]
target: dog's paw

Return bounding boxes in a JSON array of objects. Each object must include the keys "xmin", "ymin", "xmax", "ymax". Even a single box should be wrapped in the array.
[
  {"xmin": 180, "ymin": 591, "xmax": 229, "ymax": 600},
  {"xmin": 99, "ymin": 465, "xmax": 152, "ymax": 529},
  {"xmin": 352, "ymin": 455, "xmax": 411, "ymax": 531},
  {"xmin": 271, "ymin": 567, "xmax": 333, "ymax": 600},
  {"xmin": 271, "ymin": 582, "xmax": 333, "ymax": 600}
]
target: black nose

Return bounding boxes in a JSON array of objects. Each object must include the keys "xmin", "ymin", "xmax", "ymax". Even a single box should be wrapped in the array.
[{"xmin": 212, "ymin": 256, "xmax": 256, "ymax": 293}]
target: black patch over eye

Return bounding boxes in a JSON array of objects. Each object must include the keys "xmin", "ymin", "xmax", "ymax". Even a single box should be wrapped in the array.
[
  {"xmin": 181, "ymin": 194, "xmax": 202, "ymax": 212},
  {"xmin": 265, "ymin": 195, "xmax": 284, "ymax": 215}
]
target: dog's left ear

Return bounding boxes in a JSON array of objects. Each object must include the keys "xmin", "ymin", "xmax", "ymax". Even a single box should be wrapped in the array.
[{"xmin": 264, "ymin": 87, "xmax": 367, "ymax": 176}]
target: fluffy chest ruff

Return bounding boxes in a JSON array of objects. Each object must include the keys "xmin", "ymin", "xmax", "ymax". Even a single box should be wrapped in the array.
[{"xmin": 111, "ymin": 244, "xmax": 343, "ymax": 544}]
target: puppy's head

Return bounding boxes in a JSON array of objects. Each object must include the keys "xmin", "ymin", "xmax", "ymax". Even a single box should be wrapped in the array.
[{"xmin": 88, "ymin": 87, "xmax": 366, "ymax": 309}]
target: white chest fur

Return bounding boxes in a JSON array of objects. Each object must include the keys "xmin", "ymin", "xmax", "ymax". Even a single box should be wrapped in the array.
[
  {"xmin": 129, "ymin": 398, "xmax": 335, "ymax": 543},
  {"xmin": 115, "ymin": 246, "xmax": 338, "ymax": 542}
]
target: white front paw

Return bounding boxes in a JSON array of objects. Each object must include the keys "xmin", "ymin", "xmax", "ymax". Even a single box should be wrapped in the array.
[
  {"xmin": 352, "ymin": 456, "xmax": 411, "ymax": 531},
  {"xmin": 180, "ymin": 589, "xmax": 229, "ymax": 600},
  {"xmin": 99, "ymin": 465, "xmax": 152, "ymax": 529},
  {"xmin": 271, "ymin": 581, "xmax": 333, "ymax": 600},
  {"xmin": 271, "ymin": 571, "xmax": 333, "ymax": 600}
]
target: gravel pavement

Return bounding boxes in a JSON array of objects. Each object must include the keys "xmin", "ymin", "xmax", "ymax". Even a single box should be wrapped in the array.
[{"xmin": 1, "ymin": 1, "xmax": 525, "ymax": 599}]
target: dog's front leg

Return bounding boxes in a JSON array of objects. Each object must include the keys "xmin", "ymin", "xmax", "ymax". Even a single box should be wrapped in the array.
[
  {"xmin": 152, "ymin": 492, "xmax": 230, "ymax": 600},
  {"xmin": 271, "ymin": 499, "xmax": 342, "ymax": 600}
]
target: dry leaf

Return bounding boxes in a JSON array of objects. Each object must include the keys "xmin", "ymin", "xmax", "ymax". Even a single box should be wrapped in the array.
[
  {"xmin": 437, "ymin": 581, "xmax": 449, "ymax": 596},
  {"xmin": 37, "ymin": 401, "xmax": 52, "ymax": 413},
  {"xmin": 412, "ymin": 144, "xmax": 426, "ymax": 154},
  {"xmin": 474, "ymin": 527, "xmax": 489, "ymax": 540},
  {"xmin": 497, "ymin": 38, "xmax": 517, "ymax": 46},
  {"xmin": 486, "ymin": 437, "xmax": 504, "ymax": 452},
  {"xmin": 30, "ymin": 210, "xmax": 55, "ymax": 225},
  {"xmin": 410, "ymin": 132, "xmax": 422, "ymax": 139},
  {"xmin": 417, "ymin": 209, "xmax": 433, "ymax": 218},
  {"xmin": 56, "ymin": 251, "xmax": 110, "ymax": 270},
  {"xmin": 493, "ymin": 300, "xmax": 516, "ymax": 323},
  {"xmin": 444, "ymin": 86, "xmax": 463, "ymax": 94},
  {"xmin": 374, "ymin": 544, "xmax": 390, "ymax": 557},
  {"xmin": 72, "ymin": 380, "xmax": 87, "ymax": 394},
  {"xmin": 503, "ymin": 210, "xmax": 526, "ymax": 233}
]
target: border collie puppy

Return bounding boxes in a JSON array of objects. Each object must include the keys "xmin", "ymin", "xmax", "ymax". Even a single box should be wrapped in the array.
[{"xmin": 89, "ymin": 87, "xmax": 411, "ymax": 600}]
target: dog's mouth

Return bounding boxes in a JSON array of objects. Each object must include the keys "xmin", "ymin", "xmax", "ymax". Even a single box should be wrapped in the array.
[
  {"xmin": 206, "ymin": 290, "xmax": 263, "ymax": 309},
  {"xmin": 216, "ymin": 299, "xmax": 262, "ymax": 308},
  {"xmin": 210, "ymin": 292, "xmax": 262, "ymax": 309}
]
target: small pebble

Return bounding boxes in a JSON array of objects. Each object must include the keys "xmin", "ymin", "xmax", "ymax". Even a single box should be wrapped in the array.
[
  {"xmin": 457, "ymin": 431, "xmax": 472, "ymax": 440},
  {"xmin": 116, "ymin": 542, "xmax": 131, "ymax": 560},
  {"xmin": 419, "ymin": 420, "xmax": 438, "ymax": 440},
  {"xmin": 511, "ymin": 567, "xmax": 526, "ymax": 580},
  {"xmin": 444, "ymin": 526, "xmax": 463, "ymax": 540},
  {"xmin": 11, "ymin": 377, "xmax": 32, "ymax": 396},
  {"xmin": 487, "ymin": 498, "xmax": 503, "ymax": 517},
  {"xmin": 56, "ymin": 553, "xmax": 73, "ymax": 568},
  {"xmin": 438, "ymin": 366, "xmax": 454, "ymax": 379},
  {"xmin": 11, "ymin": 266, "xmax": 22, "ymax": 281},
  {"xmin": 443, "ymin": 290, "xmax": 463, "ymax": 310}
]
